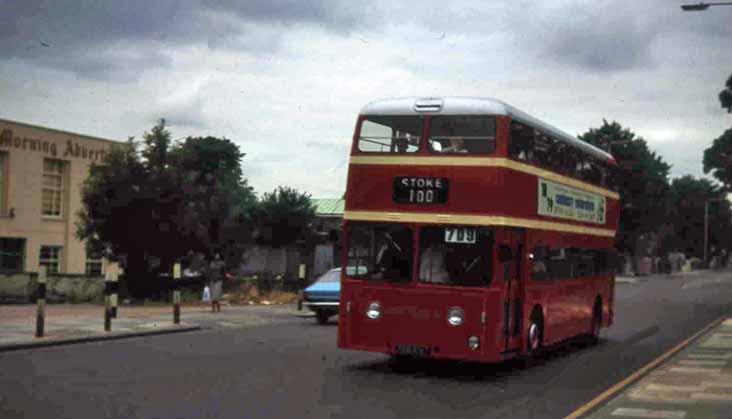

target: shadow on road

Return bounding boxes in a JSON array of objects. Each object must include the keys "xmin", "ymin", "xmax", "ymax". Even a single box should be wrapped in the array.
[{"xmin": 344, "ymin": 337, "xmax": 608, "ymax": 382}]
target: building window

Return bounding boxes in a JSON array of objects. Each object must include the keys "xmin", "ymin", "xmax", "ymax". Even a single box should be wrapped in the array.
[
  {"xmin": 42, "ymin": 159, "xmax": 66, "ymax": 217},
  {"xmin": 40, "ymin": 246, "xmax": 62, "ymax": 274},
  {"xmin": 0, "ymin": 238, "xmax": 24, "ymax": 272},
  {"xmin": 86, "ymin": 251, "xmax": 103, "ymax": 276}
]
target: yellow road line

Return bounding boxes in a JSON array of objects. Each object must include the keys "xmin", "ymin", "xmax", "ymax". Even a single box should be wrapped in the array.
[{"xmin": 561, "ymin": 316, "xmax": 726, "ymax": 419}]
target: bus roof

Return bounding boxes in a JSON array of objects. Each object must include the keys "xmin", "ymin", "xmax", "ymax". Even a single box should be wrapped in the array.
[{"xmin": 360, "ymin": 97, "xmax": 615, "ymax": 163}]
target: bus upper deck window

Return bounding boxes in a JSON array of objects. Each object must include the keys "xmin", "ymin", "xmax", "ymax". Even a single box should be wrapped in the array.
[
  {"xmin": 429, "ymin": 116, "xmax": 496, "ymax": 154},
  {"xmin": 357, "ymin": 116, "xmax": 421, "ymax": 153}
]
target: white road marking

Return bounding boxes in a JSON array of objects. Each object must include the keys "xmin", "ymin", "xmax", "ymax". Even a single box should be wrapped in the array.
[
  {"xmin": 691, "ymin": 392, "xmax": 732, "ymax": 401},
  {"xmin": 668, "ymin": 367, "xmax": 722, "ymax": 374},
  {"xmin": 687, "ymin": 352, "xmax": 732, "ymax": 359},
  {"xmin": 677, "ymin": 359, "xmax": 726, "ymax": 366},
  {"xmin": 610, "ymin": 407, "xmax": 686, "ymax": 418}
]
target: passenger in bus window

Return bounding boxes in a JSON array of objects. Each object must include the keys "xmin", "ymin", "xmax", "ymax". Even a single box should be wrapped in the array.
[
  {"xmin": 419, "ymin": 245, "xmax": 449, "ymax": 284},
  {"xmin": 510, "ymin": 122, "xmax": 531, "ymax": 161},
  {"xmin": 442, "ymin": 136, "xmax": 467, "ymax": 153}
]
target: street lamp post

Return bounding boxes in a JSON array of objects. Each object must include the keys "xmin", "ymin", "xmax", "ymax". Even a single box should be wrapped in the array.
[
  {"xmin": 704, "ymin": 198, "xmax": 724, "ymax": 266},
  {"xmin": 681, "ymin": 2, "xmax": 732, "ymax": 11}
]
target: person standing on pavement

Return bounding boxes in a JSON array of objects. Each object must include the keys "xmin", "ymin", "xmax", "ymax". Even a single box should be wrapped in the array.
[{"xmin": 208, "ymin": 252, "xmax": 226, "ymax": 312}]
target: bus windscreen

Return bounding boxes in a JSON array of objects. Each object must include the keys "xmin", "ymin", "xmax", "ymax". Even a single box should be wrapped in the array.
[
  {"xmin": 428, "ymin": 115, "xmax": 496, "ymax": 154},
  {"xmin": 346, "ymin": 222, "xmax": 413, "ymax": 282},
  {"xmin": 357, "ymin": 116, "xmax": 421, "ymax": 153},
  {"xmin": 418, "ymin": 226, "xmax": 493, "ymax": 286}
]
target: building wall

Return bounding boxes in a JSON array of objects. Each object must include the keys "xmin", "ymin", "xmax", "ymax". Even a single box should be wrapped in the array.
[{"xmin": 0, "ymin": 119, "xmax": 122, "ymax": 274}]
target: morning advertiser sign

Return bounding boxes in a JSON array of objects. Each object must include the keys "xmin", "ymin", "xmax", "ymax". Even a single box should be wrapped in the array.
[{"xmin": 537, "ymin": 178, "xmax": 606, "ymax": 224}]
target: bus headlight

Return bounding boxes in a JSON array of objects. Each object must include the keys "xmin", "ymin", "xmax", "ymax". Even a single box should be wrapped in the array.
[
  {"xmin": 366, "ymin": 301, "xmax": 381, "ymax": 319},
  {"xmin": 468, "ymin": 336, "xmax": 480, "ymax": 350},
  {"xmin": 447, "ymin": 307, "xmax": 464, "ymax": 326}
]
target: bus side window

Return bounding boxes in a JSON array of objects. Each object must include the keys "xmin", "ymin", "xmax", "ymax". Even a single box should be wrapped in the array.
[
  {"xmin": 599, "ymin": 162, "xmax": 609, "ymax": 188},
  {"xmin": 550, "ymin": 141, "xmax": 567, "ymax": 175},
  {"xmin": 533, "ymin": 131, "xmax": 551, "ymax": 168},
  {"xmin": 509, "ymin": 122, "xmax": 532, "ymax": 161},
  {"xmin": 548, "ymin": 247, "xmax": 570, "ymax": 279},
  {"xmin": 530, "ymin": 246, "xmax": 549, "ymax": 280},
  {"xmin": 566, "ymin": 149, "xmax": 578, "ymax": 178}
]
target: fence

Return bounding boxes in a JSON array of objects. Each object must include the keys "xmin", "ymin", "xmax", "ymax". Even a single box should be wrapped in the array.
[{"xmin": 0, "ymin": 272, "xmax": 104, "ymax": 303}]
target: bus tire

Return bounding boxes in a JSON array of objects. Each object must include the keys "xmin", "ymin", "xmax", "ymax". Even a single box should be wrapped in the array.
[
  {"xmin": 316, "ymin": 310, "xmax": 330, "ymax": 325},
  {"xmin": 527, "ymin": 308, "xmax": 543, "ymax": 356},
  {"xmin": 588, "ymin": 300, "xmax": 602, "ymax": 345}
]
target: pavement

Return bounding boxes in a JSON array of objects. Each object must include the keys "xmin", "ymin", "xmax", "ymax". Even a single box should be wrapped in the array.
[
  {"xmin": 0, "ymin": 303, "xmax": 308, "ymax": 352},
  {"xmin": 615, "ymin": 269, "xmax": 708, "ymax": 284},
  {"xmin": 581, "ymin": 318, "xmax": 732, "ymax": 419}
]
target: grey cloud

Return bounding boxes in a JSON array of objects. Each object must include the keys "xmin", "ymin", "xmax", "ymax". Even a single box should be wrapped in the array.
[
  {"xmin": 528, "ymin": 4, "xmax": 657, "ymax": 72},
  {"xmin": 516, "ymin": 1, "xmax": 732, "ymax": 73},
  {"xmin": 0, "ymin": 0, "xmax": 370, "ymax": 81},
  {"xmin": 305, "ymin": 140, "xmax": 350, "ymax": 153},
  {"xmin": 153, "ymin": 96, "xmax": 209, "ymax": 130}
]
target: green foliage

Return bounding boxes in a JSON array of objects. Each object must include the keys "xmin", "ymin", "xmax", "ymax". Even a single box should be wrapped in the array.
[
  {"xmin": 76, "ymin": 120, "xmax": 255, "ymax": 297},
  {"xmin": 253, "ymin": 186, "xmax": 316, "ymax": 247},
  {"xmin": 141, "ymin": 119, "xmax": 172, "ymax": 172},
  {"xmin": 720, "ymin": 73, "xmax": 732, "ymax": 113},
  {"xmin": 703, "ymin": 127, "xmax": 732, "ymax": 191},
  {"xmin": 579, "ymin": 120, "xmax": 671, "ymax": 252},
  {"xmin": 667, "ymin": 176, "xmax": 732, "ymax": 257}
]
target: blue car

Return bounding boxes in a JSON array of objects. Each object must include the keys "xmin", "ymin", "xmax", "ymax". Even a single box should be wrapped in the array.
[{"xmin": 303, "ymin": 268, "xmax": 341, "ymax": 324}]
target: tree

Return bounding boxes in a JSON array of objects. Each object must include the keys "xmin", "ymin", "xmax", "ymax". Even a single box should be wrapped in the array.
[
  {"xmin": 169, "ymin": 136, "xmax": 257, "ymax": 247},
  {"xmin": 720, "ymin": 73, "xmax": 732, "ymax": 113},
  {"xmin": 253, "ymin": 187, "xmax": 316, "ymax": 247},
  {"xmin": 579, "ymin": 120, "xmax": 671, "ymax": 255},
  {"xmin": 667, "ymin": 176, "xmax": 732, "ymax": 257},
  {"xmin": 704, "ymin": 74, "xmax": 732, "ymax": 190},
  {"xmin": 77, "ymin": 120, "xmax": 255, "ymax": 297},
  {"xmin": 703, "ymin": 128, "xmax": 732, "ymax": 191}
]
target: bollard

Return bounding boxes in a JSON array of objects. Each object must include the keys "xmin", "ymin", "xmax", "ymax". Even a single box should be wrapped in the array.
[
  {"xmin": 110, "ymin": 271, "xmax": 119, "ymax": 318},
  {"xmin": 297, "ymin": 264, "xmax": 306, "ymax": 311},
  {"xmin": 104, "ymin": 271, "xmax": 113, "ymax": 332},
  {"xmin": 173, "ymin": 262, "xmax": 181, "ymax": 325},
  {"xmin": 35, "ymin": 267, "xmax": 47, "ymax": 338}
]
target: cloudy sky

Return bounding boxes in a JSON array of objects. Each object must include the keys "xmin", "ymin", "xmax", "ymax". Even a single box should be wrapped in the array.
[{"xmin": 1, "ymin": 0, "xmax": 731, "ymax": 198}]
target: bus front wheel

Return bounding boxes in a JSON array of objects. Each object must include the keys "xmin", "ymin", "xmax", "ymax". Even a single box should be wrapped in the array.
[
  {"xmin": 316, "ymin": 310, "xmax": 331, "ymax": 325},
  {"xmin": 527, "ymin": 309, "xmax": 543, "ymax": 355}
]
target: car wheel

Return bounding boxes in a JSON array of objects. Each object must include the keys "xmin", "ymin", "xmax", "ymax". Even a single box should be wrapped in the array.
[{"xmin": 316, "ymin": 310, "xmax": 330, "ymax": 325}]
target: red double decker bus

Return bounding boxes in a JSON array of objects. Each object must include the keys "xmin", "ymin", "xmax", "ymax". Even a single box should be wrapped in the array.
[{"xmin": 337, "ymin": 97, "xmax": 619, "ymax": 362}]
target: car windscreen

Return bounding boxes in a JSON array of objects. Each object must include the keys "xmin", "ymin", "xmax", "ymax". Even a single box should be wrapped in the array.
[
  {"xmin": 318, "ymin": 270, "xmax": 341, "ymax": 283},
  {"xmin": 418, "ymin": 225, "xmax": 493, "ymax": 286},
  {"xmin": 428, "ymin": 115, "xmax": 496, "ymax": 154},
  {"xmin": 346, "ymin": 222, "xmax": 413, "ymax": 282},
  {"xmin": 357, "ymin": 116, "xmax": 422, "ymax": 153}
]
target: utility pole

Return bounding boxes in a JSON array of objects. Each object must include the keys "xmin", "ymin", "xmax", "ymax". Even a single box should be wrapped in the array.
[{"xmin": 704, "ymin": 198, "xmax": 724, "ymax": 267}]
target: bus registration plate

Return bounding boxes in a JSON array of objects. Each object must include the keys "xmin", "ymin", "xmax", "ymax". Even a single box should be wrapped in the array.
[
  {"xmin": 393, "ymin": 176, "xmax": 448, "ymax": 204},
  {"xmin": 394, "ymin": 344, "xmax": 432, "ymax": 357}
]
